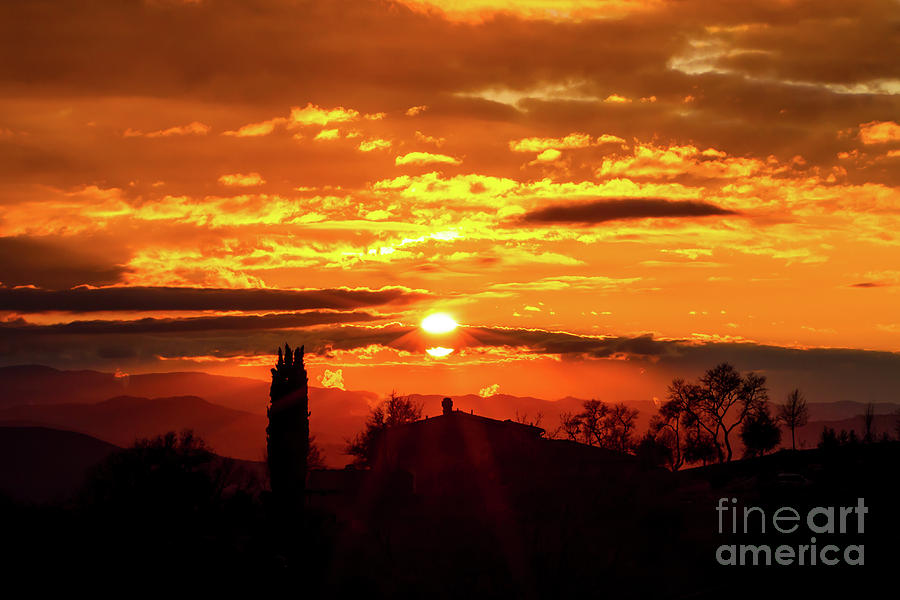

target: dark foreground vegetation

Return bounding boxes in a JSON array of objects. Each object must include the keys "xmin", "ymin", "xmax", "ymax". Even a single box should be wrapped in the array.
[
  {"xmin": 2, "ymin": 428, "xmax": 898, "ymax": 598},
  {"xmin": 3, "ymin": 354, "xmax": 897, "ymax": 597}
]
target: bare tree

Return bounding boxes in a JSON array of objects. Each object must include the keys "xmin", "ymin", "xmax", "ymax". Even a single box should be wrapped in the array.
[
  {"xmin": 778, "ymin": 389, "xmax": 809, "ymax": 451},
  {"xmin": 556, "ymin": 411, "xmax": 582, "ymax": 441},
  {"xmin": 562, "ymin": 399, "xmax": 639, "ymax": 451},
  {"xmin": 345, "ymin": 391, "xmax": 422, "ymax": 467},
  {"xmin": 863, "ymin": 402, "xmax": 876, "ymax": 443},
  {"xmin": 682, "ymin": 430, "xmax": 719, "ymax": 465},
  {"xmin": 554, "ymin": 400, "xmax": 639, "ymax": 453},
  {"xmin": 514, "ymin": 410, "xmax": 544, "ymax": 429},
  {"xmin": 665, "ymin": 364, "xmax": 768, "ymax": 463},
  {"xmin": 604, "ymin": 402, "xmax": 639, "ymax": 452},
  {"xmin": 650, "ymin": 388, "xmax": 689, "ymax": 470},
  {"xmin": 577, "ymin": 399, "xmax": 609, "ymax": 447}
]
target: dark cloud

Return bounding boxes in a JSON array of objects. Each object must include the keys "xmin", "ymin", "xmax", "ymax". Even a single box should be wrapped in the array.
[
  {"xmin": 850, "ymin": 282, "xmax": 888, "ymax": 288},
  {"xmin": 0, "ymin": 285, "xmax": 429, "ymax": 313},
  {"xmin": 3, "ymin": 320, "xmax": 900, "ymax": 406},
  {"xmin": 0, "ymin": 322, "xmax": 417, "ymax": 368},
  {"xmin": 0, "ymin": 235, "xmax": 131, "ymax": 289},
  {"xmin": 0, "ymin": 0, "xmax": 896, "ymax": 193},
  {"xmin": 0, "ymin": 310, "xmax": 382, "ymax": 335},
  {"xmin": 520, "ymin": 198, "xmax": 738, "ymax": 225},
  {"xmin": 460, "ymin": 327, "xmax": 677, "ymax": 358}
]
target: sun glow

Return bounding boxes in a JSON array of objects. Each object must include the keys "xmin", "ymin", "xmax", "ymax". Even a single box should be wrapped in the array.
[
  {"xmin": 421, "ymin": 313, "xmax": 458, "ymax": 334},
  {"xmin": 426, "ymin": 347, "xmax": 454, "ymax": 357}
]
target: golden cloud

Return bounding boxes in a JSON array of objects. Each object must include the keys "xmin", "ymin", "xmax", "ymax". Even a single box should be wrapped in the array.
[
  {"xmin": 290, "ymin": 103, "xmax": 360, "ymax": 127},
  {"xmin": 509, "ymin": 132, "xmax": 593, "ymax": 153},
  {"xmin": 859, "ymin": 121, "xmax": 900, "ymax": 145},
  {"xmin": 223, "ymin": 118, "xmax": 286, "ymax": 137},
  {"xmin": 217, "ymin": 173, "xmax": 265, "ymax": 187},
  {"xmin": 314, "ymin": 128, "xmax": 341, "ymax": 141},
  {"xmin": 395, "ymin": 152, "xmax": 461, "ymax": 166},
  {"xmin": 123, "ymin": 121, "xmax": 210, "ymax": 138},
  {"xmin": 358, "ymin": 138, "xmax": 392, "ymax": 152}
]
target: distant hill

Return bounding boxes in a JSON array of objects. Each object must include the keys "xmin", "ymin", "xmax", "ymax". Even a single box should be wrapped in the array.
[
  {"xmin": 406, "ymin": 393, "xmax": 660, "ymax": 434},
  {"xmin": 805, "ymin": 401, "xmax": 900, "ymax": 421},
  {"xmin": 0, "ymin": 365, "xmax": 270, "ymax": 412},
  {"xmin": 795, "ymin": 414, "xmax": 899, "ymax": 449},
  {"xmin": 0, "ymin": 426, "xmax": 119, "ymax": 503},
  {"xmin": 0, "ymin": 396, "xmax": 268, "ymax": 462},
  {"xmin": 1, "ymin": 365, "xmax": 897, "ymax": 466}
]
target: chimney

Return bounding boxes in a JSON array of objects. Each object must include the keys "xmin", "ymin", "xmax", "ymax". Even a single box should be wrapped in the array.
[{"xmin": 442, "ymin": 397, "xmax": 453, "ymax": 415}]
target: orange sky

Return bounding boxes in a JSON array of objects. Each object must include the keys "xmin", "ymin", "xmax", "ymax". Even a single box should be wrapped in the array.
[{"xmin": 1, "ymin": 0, "xmax": 899, "ymax": 404}]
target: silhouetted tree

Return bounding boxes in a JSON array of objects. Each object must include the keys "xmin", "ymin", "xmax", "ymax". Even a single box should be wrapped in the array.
[
  {"xmin": 346, "ymin": 392, "xmax": 422, "ymax": 467},
  {"xmin": 864, "ymin": 402, "xmax": 876, "ymax": 443},
  {"xmin": 668, "ymin": 364, "xmax": 768, "ymax": 462},
  {"xmin": 561, "ymin": 399, "xmax": 639, "ymax": 452},
  {"xmin": 778, "ymin": 388, "xmax": 809, "ymax": 451},
  {"xmin": 818, "ymin": 426, "xmax": 839, "ymax": 451},
  {"xmin": 634, "ymin": 432, "xmax": 671, "ymax": 469},
  {"xmin": 740, "ymin": 405, "xmax": 781, "ymax": 458},
  {"xmin": 682, "ymin": 429, "xmax": 719, "ymax": 465},
  {"xmin": 650, "ymin": 387, "xmax": 691, "ymax": 470},
  {"xmin": 307, "ymin": 434, "xmax": 326, "ymax": 469},
  {"xmin": 81, "ymin": 430, "xmax": 253, "ymax": 518},
  {"xmin": 605, "ymin": 402, "xmax": 639, "ymax": 452},
  {"xmin": 514, "ymin": 410, "xmax": 544, "ymax": 429},
  {"xmin": 895, "ymin": 408, "xmax": 900, "ymax": 440},
  {"xmin": 267, "ymin": 343, "xmax": 309, "ymax": 509},
  {"xmin": 556, "ymin": 411, "xmax": 582, "ymax": 441},
  {"xmin": 576, "ymin": 399, "xmax": 608, "ymax": 446}
]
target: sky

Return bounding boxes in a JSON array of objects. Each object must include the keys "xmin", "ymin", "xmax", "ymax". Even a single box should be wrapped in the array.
[{"xmin": 1, "ymin": 0, "xmax": 899, "ymax": 404}]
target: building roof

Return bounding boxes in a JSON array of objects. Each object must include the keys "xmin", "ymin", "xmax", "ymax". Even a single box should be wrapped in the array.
[{"xmin": 392, "ymin": 407, "xmax": 546, "ymax": 438}]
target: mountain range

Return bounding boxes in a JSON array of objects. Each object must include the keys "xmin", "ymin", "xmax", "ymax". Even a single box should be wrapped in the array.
[{"xmin": 0, "ymin": 365, "xmax": 897, "ymax": 467}]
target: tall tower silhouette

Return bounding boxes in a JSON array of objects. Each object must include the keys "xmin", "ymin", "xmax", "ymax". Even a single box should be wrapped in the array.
[{"xmin": 267, "ymin": 343, "xmax": 309, "ymax": 510}]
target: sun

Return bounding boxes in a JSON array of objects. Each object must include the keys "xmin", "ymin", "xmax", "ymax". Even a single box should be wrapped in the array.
[
  {"xmin": 426, "ymin": 347, "xmax": 454, "ymax": 357},
  {"xmin": 421, "ymin": 312, "xmax": 458, "ymax": 334}
]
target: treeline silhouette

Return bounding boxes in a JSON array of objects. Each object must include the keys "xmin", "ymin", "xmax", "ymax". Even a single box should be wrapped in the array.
[
  {"xmin": 540, "ymin": 362, "xmax": 898, "ymax": 471},
  {"xmin": 3, "ymin": 351, "xmax": 899, "ymax": 597}
]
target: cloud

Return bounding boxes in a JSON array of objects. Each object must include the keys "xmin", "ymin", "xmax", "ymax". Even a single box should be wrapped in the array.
[
  {"xmin": 521, "ymin": 198, "xmax": 738, "ymax": 225},
  {"xmin": 530, "ymin": 149, "xmax": 562, "ymax": 163},
  {"xmin": 0, "ymin": 235, "xmax": 131, "ymax": 289},
  {"xmin": 223, "ymin": 118, "xmax": 286, "ymax": 137},
  {"xmin": 486, "ymin": 275, "xmax": 640, "ymax": 292},
  {"xmin": 509, "ymin": 132, "xmax": 593, "ymax": 152},
  {"xmin": 124, "ymin": 121, "xmax": 210, "ymax": 138},
  {"xmin": 314, "ymin": 128, "xmax": 341, "ymax": 141},
  {"xmin": 358, "ymin": 138, "xmax": 392, "ymax": 152},
  {"xmin": 319, "ymin": 368, "xmax": 345, "ymax": 390},
  {"xmin": 0, "ymin": 310, "xmax": 382, "ymax": 336},
  {"xmin": 290, "ymin": 103, "xmax": 359, "ymax": 127},
  {"xmin": 597, "ymin": 143, "xmax": 766, "ymax": 180},
  {"xmin": 405, "ymin": 105, "xmax": 428, "ymax": 116},
  {"xmin": 0, "ymin": 285, "xmax": 429, "ymax": 313},
  {"xmin": 479, "ymin": 383, "xmax": 499, "ymax": 397},
  {"xmin": 415, "ymin": 131, "xmax": 445, "ymax": 146},
  {"xmin": 395, "ymin": 152, "xmax": 461, "ymax": 166},
  {"xmin": 122, "ymin": 121, "xmax": 212, "ymax": 138},
  {"xmin": 859, "ymin": 121, "xmax": 900, "ymax": 145},
  {"xmin": 463, "ymin": 327, "xmax": 675, "ymax": 359},
  {"xmin": 217, "ymin": 172, "xmax": 265, "ymax": 187}
]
